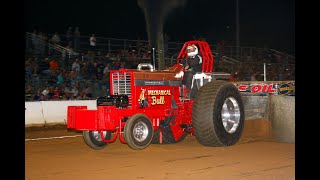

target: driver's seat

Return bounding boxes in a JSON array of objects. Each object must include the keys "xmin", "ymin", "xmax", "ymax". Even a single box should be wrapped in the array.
[{"xmin": 191, "ymin": 72, "xmax": 212, "ymax": 89}]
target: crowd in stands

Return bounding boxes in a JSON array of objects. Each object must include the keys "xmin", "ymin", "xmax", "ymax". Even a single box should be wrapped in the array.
[
  {"xmin": 25, "ymin": 51, "xmax": 137, "ymax": 101},
  {"xmin": 25, "ymin": 28, "xmax": 295, "ymax": 101}
]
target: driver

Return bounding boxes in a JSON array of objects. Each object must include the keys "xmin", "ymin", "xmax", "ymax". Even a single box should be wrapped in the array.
[{"xmin": 182, "ymin": 44, "xmax": 202, "ymax": 97}]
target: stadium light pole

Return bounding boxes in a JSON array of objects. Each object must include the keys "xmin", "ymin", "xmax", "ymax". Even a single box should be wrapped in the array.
[{"xmin": 236, "ymin": 0, "xmax": 240, "ymax": 61}]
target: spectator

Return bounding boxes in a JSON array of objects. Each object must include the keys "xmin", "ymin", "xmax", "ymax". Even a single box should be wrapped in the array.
[
  {"xmin": 77, "ymin": 92, "xmax": 88, "ymax": 100},
  {"xmin": 25, "ymin": 58, "xmax": 33, "ymax": 82},
  {"xmin": 56, "ymin": 71, "xmax": 64, "ymax": 86},
  {"xmin": 63, "ymin": 82, "xmax": 72, "ymax": 100},
  {"xmin": 89, "ymin": 33, "xmax": 96, "ymax": 51},
  {"xmin": 71, "ymin": 58, "xmax": 81, "ymax": 73},
  {"xmin": 71, "ymin": 85, "xmax": 79, "ymax": 99},
  {"xmin": 52, "ymin": 86, "xmax": 60, "ymax": 99},
  {"xmin": 96, "ymin": 60, "xmax": 105, "ymax": 70},
  {"xmin": 95, "ymin": 67, "xmax": 104, "ymax": 81},
  {"xmin": 120, "ymin": 61, "xmax": 127, "ymax": 69},
  {"xmin": 33, "ymin": 89, "xmax": 42, "ymax": 101},
  {"xmin": 82, "ymin": 86, "xmax": 93, "ymax": 98},
  {"xmin": 25, "ymin": 85, "xmax": 34, "ymax": 101},
  {"xmin": 41, "ymin": 86, "xmax": 50, "ymax": 101},
  {"xmin": 103, "ymin": 63, "xmax": 111, "ymax": 77},
  {"xmin": 250, "ymin": 72, "xmax": 257, "ymax": 81},
  {"xmin": 66, "ymin": 26, "xmax": 73, "ymax": 47},
  {"xmin": 51, "ymin": 32, "xmax": 61, "ymax": 45},
  {"xmin": 48, "ymin": 71, "xmax": 58, "ymax": 87},
  {"xmin": 49, "ymin": 58, "xmax": 59, "ymax": 72},
  {"xmin": 94, "ymin": 67, "xmax": 104, "ymax": 90},
  {"xmin": 103, "ymin": 63, "xmax": 111, "ymax": 92},
  {"xmin": 112, "ymin": 60, "xmax": 121, "ymax": 70},
  {"xmin": 87, "ymin": 59, "xmax": 96, "ymax": 79},
  {"xmin": 73, "ymin": 26, "xmax": 80, "ymax": 51},
  {"xmin": 68, "ymin": 70, "xmax": 79, "ymax": 87},
  {"xmin": 30, "ymin": 58, "xmax": 39, "ymax": 76},
  {"xmin": 37, "ymin": 32, "xmax": 48, "ymax": 56}
]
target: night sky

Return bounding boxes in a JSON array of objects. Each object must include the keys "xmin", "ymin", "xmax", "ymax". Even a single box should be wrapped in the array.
[{"xmin": 24, "ymin": 0, "xmax": 295, "ymax": 54}]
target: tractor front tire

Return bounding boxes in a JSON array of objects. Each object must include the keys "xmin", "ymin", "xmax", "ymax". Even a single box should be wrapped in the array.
[
  {"xmin": 192, "ymin": 80, "xmax": 245, "ymax": 146},
  {"xmin": 83, "ymin": 130, "xmax": 112, "ymax": 150},
  {"xmin": 124, "ymin": 114, "xmax": 154, "ymax": 150}
]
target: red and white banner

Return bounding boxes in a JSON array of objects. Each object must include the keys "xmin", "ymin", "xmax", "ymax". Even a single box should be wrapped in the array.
[{"xmin": 233, "ymin": 81, "xmax": 295, "ymax": 96}]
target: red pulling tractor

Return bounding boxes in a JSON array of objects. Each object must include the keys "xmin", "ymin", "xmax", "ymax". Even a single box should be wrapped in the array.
[{"xmin": 67, "ymin": 40, "xmax": 245, "ymax": 150}]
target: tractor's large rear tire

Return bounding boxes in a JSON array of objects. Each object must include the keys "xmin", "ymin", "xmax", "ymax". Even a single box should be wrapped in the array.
[
  {"xmin": 83, "ymin": 130, "xmax": 112, "ymax": 150},
  {"xmin": 192, "ymin": 80, "xmax": 244, "ymax": 146},
  {"xmin": 151, "ymin": 127, "xmax": 188, "ymax": 144},
  {"xmin": 124, "ymin": 114, "xmax": 154, "ymax": 150}
]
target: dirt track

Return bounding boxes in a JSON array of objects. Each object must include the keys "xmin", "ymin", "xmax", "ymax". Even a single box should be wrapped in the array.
[{"xmin": 25, "ymin": 120, "xmax": 295, "ymax": 180}]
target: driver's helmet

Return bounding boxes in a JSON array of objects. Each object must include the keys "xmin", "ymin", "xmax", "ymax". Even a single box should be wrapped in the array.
[{"xmin": 187, "ymin": 44, "xmax": 198, "ymax": 57}]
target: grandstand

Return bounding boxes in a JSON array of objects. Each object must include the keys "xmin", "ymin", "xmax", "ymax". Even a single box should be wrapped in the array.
[{"xmin": 25, "ymin": 32, "xmax": 295, "ymax": 101}]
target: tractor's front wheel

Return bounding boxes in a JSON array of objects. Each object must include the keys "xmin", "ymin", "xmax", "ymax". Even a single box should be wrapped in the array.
[
  {"xmin": 83, "ymin": 130, "xmax": 112, "ymax": 150},
  {"xmin": 124, "ymin": 114, "xmax": 154, "ymax": 150}
]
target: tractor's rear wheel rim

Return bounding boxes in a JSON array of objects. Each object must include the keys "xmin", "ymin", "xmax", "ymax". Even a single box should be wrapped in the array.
[{"xmin": 221, "ymin": 97, "xmax": 241, "ymax": 134}]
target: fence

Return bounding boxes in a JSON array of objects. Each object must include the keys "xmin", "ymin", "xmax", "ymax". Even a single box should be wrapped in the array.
[{"xmin": 25, "ymin": 32, "xmax": 295, "ymax": 64}]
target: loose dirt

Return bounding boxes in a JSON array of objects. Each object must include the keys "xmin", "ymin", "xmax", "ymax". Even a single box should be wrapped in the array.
[{"xmin": 25, "ymin": 119, "xmax": 295, "ymax": 180}]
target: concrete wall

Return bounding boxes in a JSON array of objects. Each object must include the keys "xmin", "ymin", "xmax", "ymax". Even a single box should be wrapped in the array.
[
  {"xmin": 241, "ymin": 93, "xmax": 295, "ymax": 143},
  {"xmin": 25, "ymin": 100, "xmax": 97, "ymax": 127},
  {"xmin": 269, "ymin": 95, "xmax": 295, "ymax": 143},
  {"xmin": 241, "ymin": 93, "xmax": 269, "ymax": 120}
]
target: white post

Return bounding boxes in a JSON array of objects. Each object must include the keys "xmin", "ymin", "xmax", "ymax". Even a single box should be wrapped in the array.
[{"xmin": 264, "ymin": 63, "xmax": 266, "ymax": 81}]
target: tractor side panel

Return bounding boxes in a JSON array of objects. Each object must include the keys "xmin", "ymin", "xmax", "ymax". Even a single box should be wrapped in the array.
[
  {"xmin": 170, "ymin": 119, "xmax": 185, "ymax": 141},
  {"xmin": 74, "ymin": 109, "xmax": 98, "ymax": 130},
  {"xmin": 96, "ymin": 106, "xmax": 118, "ymax": 131},
  {"xmin": 67, "ymin": 106, "xmax": 87, "ymax": 129}
]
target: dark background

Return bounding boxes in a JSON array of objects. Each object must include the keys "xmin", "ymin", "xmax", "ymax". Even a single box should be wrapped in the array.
[{"xmin": 24, "ymin": 0, "xmax": 295, "ymax": 53}]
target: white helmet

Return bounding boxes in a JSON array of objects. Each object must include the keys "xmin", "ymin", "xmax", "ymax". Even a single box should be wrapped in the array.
[{"xmin": 187, "ymin": 44, "xmax": 198, "ymax": 57}]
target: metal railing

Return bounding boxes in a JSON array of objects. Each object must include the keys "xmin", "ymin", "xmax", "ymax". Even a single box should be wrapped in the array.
[
  {"xmin": 26, "ymin": 32, "xmax": 72, "ymax": 55},
  {"xmin": 26, "ymin": 32, "xmax": 295, "ymax": 64}
]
